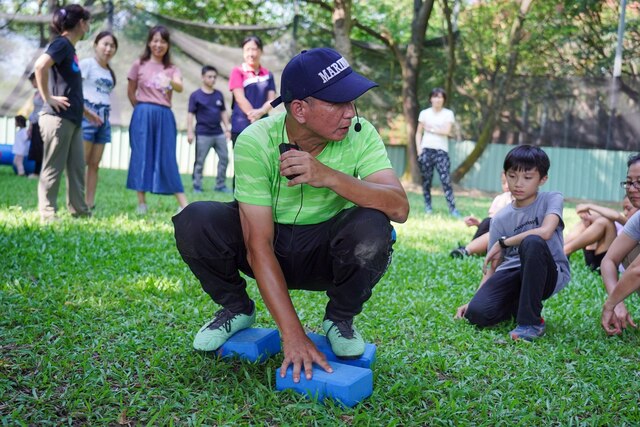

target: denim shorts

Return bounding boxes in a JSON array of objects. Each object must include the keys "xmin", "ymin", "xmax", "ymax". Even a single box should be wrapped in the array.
[{"xmin": 82, "ymin": 103, "xmax": 111, "ymax": 144}]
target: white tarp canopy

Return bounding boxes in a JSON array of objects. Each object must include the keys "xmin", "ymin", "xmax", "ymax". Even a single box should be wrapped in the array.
[{"xmin": 0, "ymin": 18, "xmax": 292, "ymax": 129}]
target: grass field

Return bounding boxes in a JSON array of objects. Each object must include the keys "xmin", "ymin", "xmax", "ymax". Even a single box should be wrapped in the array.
[{"xmin": 2, "ymin": 167, "xmax": 639, "ymax": 426}]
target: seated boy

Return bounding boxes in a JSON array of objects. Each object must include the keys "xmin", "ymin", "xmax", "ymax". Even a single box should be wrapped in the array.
[{"xmin": 455, "ymin": 145, "xmax": 571, "ymax": 341}]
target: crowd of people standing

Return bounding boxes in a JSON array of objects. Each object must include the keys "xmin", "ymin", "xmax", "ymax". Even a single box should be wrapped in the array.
[{"xmin": 17, "ymin": 3, "xmax": 277, "ymax": 221}]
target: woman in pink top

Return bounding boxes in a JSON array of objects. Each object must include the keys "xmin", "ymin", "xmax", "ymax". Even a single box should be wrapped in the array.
[
  {"xmin": 126, "ymin": 25, "xmax": 187, "ymax": 214},
  {"xmin": 228, "ymin": 35, "xmax": 276, "ymax": 144}
]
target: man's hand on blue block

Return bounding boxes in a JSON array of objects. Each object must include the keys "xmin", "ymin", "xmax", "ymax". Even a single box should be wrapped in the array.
[{"xmin": 280, "ymin": 333, "xmax": 333, "ymax": 383}]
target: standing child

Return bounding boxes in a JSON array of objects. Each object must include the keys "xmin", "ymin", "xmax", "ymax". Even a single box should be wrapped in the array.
[
  {"xmin": 12, "ymin": 115, "xmax": 30, "ymax": 176},
  {"xmin": 187, "ymin": 65, "xmax": 232, "ymax": 194},
  {"xmin": 81, "ymin": 31, "xmax": 118, "ymax": 211},
  {"xmin": 126, "ymin": 25, "xmax": 187, "ymax": 214},
  {"xmin": 455, "ymin": 145, "xmax": 570, "ymax": 341}
]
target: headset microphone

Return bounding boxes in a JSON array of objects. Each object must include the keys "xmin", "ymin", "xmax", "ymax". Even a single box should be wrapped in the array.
[{"xmin": 353, "ymin": 103, "xmax": 362, "ymax": 132}]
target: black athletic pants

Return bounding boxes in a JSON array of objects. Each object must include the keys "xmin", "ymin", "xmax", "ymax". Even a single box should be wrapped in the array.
[
  {"xmin": 472, "ymin": 217, "xmax": 492, "ymax": 240},
  {"xmin": 172, "ymin": 201, "xmax": 395, "ymax": 321},
  {"xmin": 28, "ymin": 122, "xmax": 44, "ymax": 174},
  {"xmin": 465, "ymin": 235, "xmax": 557, "ymax": 326},
  {"xmin": 417, "ymin": 148, "xmax": 456, "ymax": 211}
]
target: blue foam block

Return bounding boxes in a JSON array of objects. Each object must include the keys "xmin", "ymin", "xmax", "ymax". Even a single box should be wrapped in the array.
[
  {"xmin": 216, "ymin": 328, "xmax": 281, "ymax": 363},
  {"xmin": 307, "ymin": 332, "xmax": 376, "ymax": 369},
  {"xmin": 276, "ymin": 361, "xmax": 373, "ymax": 407}
]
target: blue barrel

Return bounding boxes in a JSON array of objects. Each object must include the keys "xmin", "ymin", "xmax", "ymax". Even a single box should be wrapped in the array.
[{"xmin": 0, "ymin": 144, "xmax": 36, "ymax": 175}]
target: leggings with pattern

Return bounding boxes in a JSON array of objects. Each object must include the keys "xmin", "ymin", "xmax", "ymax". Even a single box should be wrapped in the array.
[{"xmin": 418, "ymin": 148, "xmax": 456, "ymax": 211}]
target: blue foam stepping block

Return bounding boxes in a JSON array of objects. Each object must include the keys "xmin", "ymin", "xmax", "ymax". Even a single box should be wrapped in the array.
[
  {"xmin": 276, "ymin": 361, "xmax": 373, "ymax": 407},
  {"xmin": 307, "ymin": 332, "xmax": 376, "ymax": 369},
  {"xmin": 216, "ymin": 328, "xmax": 281, "ymax": 363}
]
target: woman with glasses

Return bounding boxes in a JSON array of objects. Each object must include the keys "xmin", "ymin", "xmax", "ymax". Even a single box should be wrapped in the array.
[{"xmin": 601, "ymin": 153, "xmax": 640, "ymax": 335}]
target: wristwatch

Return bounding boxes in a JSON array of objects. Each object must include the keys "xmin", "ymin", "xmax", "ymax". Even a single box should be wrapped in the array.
[{"xmin": 498, "ymin": 236, "xmax": 508, "ymax": 249}]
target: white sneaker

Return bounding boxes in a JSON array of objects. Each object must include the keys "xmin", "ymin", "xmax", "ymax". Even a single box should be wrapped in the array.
[{"xmin": 136, "ymin": 204, "xmax": 148, "ymax": 215}]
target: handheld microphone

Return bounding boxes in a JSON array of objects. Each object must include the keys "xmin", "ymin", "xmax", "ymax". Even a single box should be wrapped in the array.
[
  {"xmin": 354, "ymin": 103, "xmax": 362, "ymax": 132},
  {"xmin": 279, "ymin": 143, "xmax": 300, "ymax": 180}
]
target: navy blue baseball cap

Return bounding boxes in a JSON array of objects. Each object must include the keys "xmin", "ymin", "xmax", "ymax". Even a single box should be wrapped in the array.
[{"xmin": 271, "ymin": 47, "xmax": 378, "ymax": 107}]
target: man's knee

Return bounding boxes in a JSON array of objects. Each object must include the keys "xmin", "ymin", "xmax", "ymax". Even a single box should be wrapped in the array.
[
  {"xmin": 465, "ymin": 300, "xmax": 502, "ymax": 328},
  {"xmin": 333, "ymin": 208, "xmax": 393, "ymax": 263},
  {"xmin": 173, "ymin": 201, "xmax": 238, "ymax": 256}
]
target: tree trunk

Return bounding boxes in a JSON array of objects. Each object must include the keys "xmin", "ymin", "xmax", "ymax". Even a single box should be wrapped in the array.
[
  {"xmin": 441, "ymin": 0, "xmax": 456, "ymax": 98},
  {"xmin": 310, "ymin": 0, "xmax": 435, "ymax": 183},
  {"xmin": 47, "ymin": 0, "xmax": 58, "ymax": 41},
  {"xmin": 0, "ymin": 0, "xmax": 52, "ymax": 115},
  {"xmin": 404, "ymin": 0, "xmax": 436, "ymax": 184},
  {"xmin": 452, "ymin": 0, "xmax": 534, "ymax": 183},
  {"xmin": 332, "ymin": 0, "xmax": 353, "ymax": 61},
  {"xmin": 37, "ymin": 0, "xmax": 47, "ymax": 47}
]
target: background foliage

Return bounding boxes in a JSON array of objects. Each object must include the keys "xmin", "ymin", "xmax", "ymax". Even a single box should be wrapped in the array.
[{"xmin": 2, "ymin": 0, "xmax": 637, "ymax": 145}]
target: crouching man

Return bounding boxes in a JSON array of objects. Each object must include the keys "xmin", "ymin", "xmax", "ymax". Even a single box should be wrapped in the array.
[{"xmin": 173, "ymin": 47, "xmax": 409, "ymax": 382}]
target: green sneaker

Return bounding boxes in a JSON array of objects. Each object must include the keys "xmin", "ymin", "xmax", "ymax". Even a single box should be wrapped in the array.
[
  {"xmin": 322, "ymin": 318, "xmax": 365, "ymax": 360},
  {"xmin": 193, "ymin": 306, "xmax": 255, "ymax": 352}
]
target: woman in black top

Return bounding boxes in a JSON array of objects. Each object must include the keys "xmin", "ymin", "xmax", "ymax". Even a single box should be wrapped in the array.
[{"xmin": 34, "ymin": 4, "xmax": 95, "ymax": 223}]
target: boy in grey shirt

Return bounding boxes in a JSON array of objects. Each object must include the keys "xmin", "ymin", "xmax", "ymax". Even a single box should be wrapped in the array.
[{"xmin": 455, "ymin": 145, "xmax": 570, "ymax": 341}]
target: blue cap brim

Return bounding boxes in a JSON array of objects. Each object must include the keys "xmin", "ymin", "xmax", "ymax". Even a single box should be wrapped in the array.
[
  {"xmin": 271, "ymin": 70, "xmax": 377, "ymax": 108},
  {"xmin": 312, "ymin": 71, "xmax": 378, "ymax": 103}
]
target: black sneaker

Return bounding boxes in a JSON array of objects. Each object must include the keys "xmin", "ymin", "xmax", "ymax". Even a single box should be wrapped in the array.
[{"xmin": 450, "ymin": 246, "xmax": 469, "ymax": 258}]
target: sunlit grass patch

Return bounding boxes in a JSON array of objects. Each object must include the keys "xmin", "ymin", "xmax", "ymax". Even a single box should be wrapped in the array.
[{"xmin": 1, "ymin": 167, "xmax": 639, "ymax": 425}]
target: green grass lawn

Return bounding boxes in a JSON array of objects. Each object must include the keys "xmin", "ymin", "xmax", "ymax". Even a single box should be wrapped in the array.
[{"xmin": 2, "ymin": 167, "xmax": 639, "ymax": 425}]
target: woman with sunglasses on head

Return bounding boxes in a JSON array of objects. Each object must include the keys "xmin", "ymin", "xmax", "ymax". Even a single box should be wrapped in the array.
[
  {"xmin": 601, "ymin": 154, "xmax": 640, "ymax": 335},
  {"xmin": 34, "ymin": 4, "xmax": 92, "ymax": 223},
  {"xmin": 81, "ymin": 31, "xmax": 118, "ymax": 211}
]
